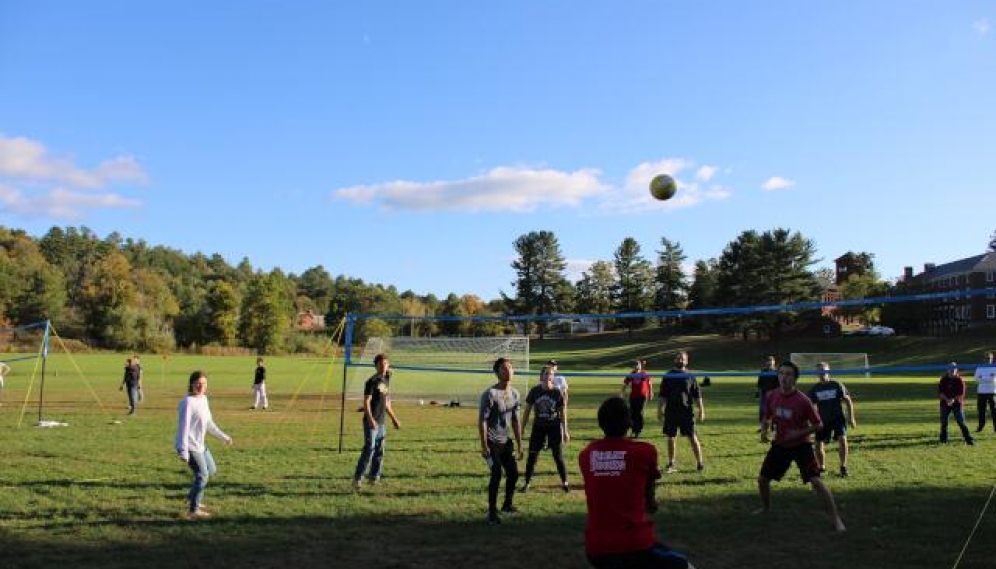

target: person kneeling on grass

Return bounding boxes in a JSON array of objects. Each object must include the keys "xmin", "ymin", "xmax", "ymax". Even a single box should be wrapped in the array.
[
  {"xmin": 175, "ymin": 370, "xmax": 233, "ymax": 520},
  {"xmin": 756, "ymin": 361, "xmax": 846, "ymax": 533},
  {"xmin": 580, "ymin": 397, "xmax": 695, "ymax": 569}
]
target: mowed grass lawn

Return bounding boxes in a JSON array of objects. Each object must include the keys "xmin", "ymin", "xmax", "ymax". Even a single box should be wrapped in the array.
[{"xmin": 1, "ymin": 350, "xmax": 994, "ymax": 569}]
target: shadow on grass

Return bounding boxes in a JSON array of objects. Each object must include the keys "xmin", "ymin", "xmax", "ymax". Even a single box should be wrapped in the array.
[{"xmin": 2, "ymin": 484, "xmax": 993, "ymax": 569}]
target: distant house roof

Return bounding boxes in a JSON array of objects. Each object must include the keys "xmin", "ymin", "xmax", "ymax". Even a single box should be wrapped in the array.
[{"xmin": 918, "ymin": 252, "xmax": 996, "ymax": 280}]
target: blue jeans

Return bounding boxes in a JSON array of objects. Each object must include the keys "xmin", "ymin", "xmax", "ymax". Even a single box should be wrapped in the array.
[
  {"xmin": 127, "ymin": 386, "xmax": 139, "ymax": 413},
  {"xmin": 940, "ymin": 402, "xmax": 973, "ymax": 443},
  {"xmin": 353, "ymin": 421, "xmax": 387, "ymax": 482},
  {"xmin": 186, "ymin": 448, "xmax": 217, "ymax": 512}
]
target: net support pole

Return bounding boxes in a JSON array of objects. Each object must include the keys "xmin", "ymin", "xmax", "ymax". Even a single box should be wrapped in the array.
[
  {"xmin": 36, "ymin": 320, "xmax": 51, "ymax": 424},
  {"xmin": 337, "ymin": 314, "xmax": 355, "ymax": 454}
]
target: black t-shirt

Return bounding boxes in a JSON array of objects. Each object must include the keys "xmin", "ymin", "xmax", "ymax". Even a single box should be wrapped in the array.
[
  {"xmin": 757, "ymin": 368, "xmax": 779, "ymax": 393},
  {"xmin": 254, "ymin": 365, "xmax": 267, "ymax": 385},
  {"xmin": 808, "ymin": 380, "xmax": 848, "ymax": 424},
  {"xmin": 660, "ymin": 368, "xmax": 700, "ymax": 413},
  {"xmin": 123, "ymin": 365, "xmax": 138, "ymax": 388},
  {"xmin": 525, "ymin": 385, "xmax": 564, "ymax": 427},
  {"xmin": 363, "ymin": 373, "xmax": 390, "ymax": 423}
]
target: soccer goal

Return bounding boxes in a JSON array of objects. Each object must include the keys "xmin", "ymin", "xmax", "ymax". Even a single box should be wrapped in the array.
[
  {"xmin": 790, "ymin": 352, "xmax": 870, "ymax": 378},
  {"xmin": 346, "ymin": 335, "xmax": 530, "ymax": 404}
]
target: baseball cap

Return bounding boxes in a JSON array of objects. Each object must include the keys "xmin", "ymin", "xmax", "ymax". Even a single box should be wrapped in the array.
[
  {"xmin": 547, "ymin": 359, "xmax": 558, "ymax": 366},
  {"xmin": 948, "ymin": 362, "xmax": 958, "ymax": 370}
]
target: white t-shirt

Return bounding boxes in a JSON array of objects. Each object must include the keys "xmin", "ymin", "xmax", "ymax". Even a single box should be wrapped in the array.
[
  {"xmin": 974, "ymin": 365, "xmax": 996, "ymax": 395},
  {"xmin": 175, "ymin": 395, "xmax": 231, "ymax": 460}
]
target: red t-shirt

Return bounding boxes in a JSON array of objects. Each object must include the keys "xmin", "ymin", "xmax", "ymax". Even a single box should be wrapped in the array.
[
  {"xmin": 764, "ymin": 389, "xmax": 822, "ymax": 447},
  {"xmin": 623, "ymin": 372, "xmax": 653, "ymax": 399},
  {"xmin": 579, "ymin": 437, "xmax": 660, "ymax": 556}
]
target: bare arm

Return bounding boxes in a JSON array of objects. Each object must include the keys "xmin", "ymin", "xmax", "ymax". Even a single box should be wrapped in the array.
[
  {"xmin": 363, "ymin": 395, "xmax": 377, "ymax": 428},
  {"xmin": 385, "ymin": 399, "xmax": 401, "ymax": 429},
  {"xmin": 511, "ymin": 409, "xmax": 523, "ymax": 459},
  {"xmin": 479, "ymin": 420, "xmax": 490, "ymax": 458},
  {"xmin": 845, "ymin": 396, "xmax": 856, "ymax": 427}
]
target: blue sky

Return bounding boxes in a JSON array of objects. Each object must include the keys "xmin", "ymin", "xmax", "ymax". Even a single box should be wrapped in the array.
[{"xmin": 1, "ymin": 1, "xmax": 994, "ymax": 300}]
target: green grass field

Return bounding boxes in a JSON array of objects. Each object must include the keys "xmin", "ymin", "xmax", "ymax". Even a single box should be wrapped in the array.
[{"xmin": 1, "ymin": 335, "xmax": 994, "ymax": 569}]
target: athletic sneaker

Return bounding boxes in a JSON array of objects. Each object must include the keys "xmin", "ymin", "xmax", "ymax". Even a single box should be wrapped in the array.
[
  {"xmin": 666, "ymin": 463, "xmax": 677, "ymax": 474},
  {"xmin": 500, "ymin": 504, "xmax": 519, "ymax": 514},
  {"xmin": 561, "ymin": 482, "xmax": 570, "ymax": 493},
  {"xmin": 185, "ymin": 509, "xmax": 211, "ymax": 520},
  {"xmin": 839, "ymin": 466, "xmax": 849, "ymax": 478},
  {"xmin": 696, "ymin": 463, "xmax": 704, "ymax": 473},
  {"xmin": 352, "ymin": 479, "xmax": 362, "ymax": 491},
  {"xmin": 519, "ymin": 482, "xmax": 530, "ymax": 493}
]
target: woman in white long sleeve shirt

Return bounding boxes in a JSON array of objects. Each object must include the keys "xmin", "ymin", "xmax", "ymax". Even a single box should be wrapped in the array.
[{"xmin": 175, "ymin": 370, "xmax": 232, "ymax": 520}]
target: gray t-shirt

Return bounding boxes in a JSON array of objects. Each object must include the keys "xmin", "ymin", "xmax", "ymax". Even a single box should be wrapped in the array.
[{"xmin": 479, "ymin": 385, "xmax": 521, "ymax": 443}]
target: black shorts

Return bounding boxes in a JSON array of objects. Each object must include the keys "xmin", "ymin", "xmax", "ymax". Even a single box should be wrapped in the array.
[
  {"xmin": 528, "ymin": 422, "xmax": 563, "ymax": 453},
  {"xmin": 587, "ymin": 543, "xmax": 689, "ymax": 569},
  {"xmin": 760, "ymin": 442, "xmax": 821, "ymax": 483},
  {"xmin": 662, "ymin": 411, "xmax": 695, "ymax": 437},
  {"xmin": 815, "ymin": 418, "xmax": 847, "ymax": 443}
]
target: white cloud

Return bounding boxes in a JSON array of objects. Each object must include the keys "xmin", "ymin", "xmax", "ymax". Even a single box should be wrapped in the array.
[
  {"xmin": 332, "ymin": 166, "xmax": 606, "ymax": 212},
  {"xmin": 0, "ymin": 184, "xmax": 141, "ymax": 220},
  {"xmin": 695, "ymin": 165, "xmax": 717, "ymax": 181},
  {"xmin": 601, "ymin": 157, "xmax": 732, "ymax": 214},
  {"xmin": 0, "ymin": 133, "xmax": 148, "ymax": 220},
  {"xmin": 333, "ymin": 157, "xmax": 733, "ymax": 215},
  {"xmin": 761, "ymin": 176, "xmax": 795, "ymax": 191},
  {"xmin": 565, "ymin": 258, "xmax": 597, "ymax": 282},
  {"xmin": 0, "ymin": 134, "xmax": 148, "ymax": 188},
  {"xmin": 973, "ymin": 18, "xmax": 991, "ymax": 35}
]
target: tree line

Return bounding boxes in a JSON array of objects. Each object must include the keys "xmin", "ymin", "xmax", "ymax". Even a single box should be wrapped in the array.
[
  {"xmin": 0, "ymin": 225, "xmax": 506, "ymax": 354},
  {"xmin": 6, "ymin": 223, "xmax": 961, "ymax": 353}
]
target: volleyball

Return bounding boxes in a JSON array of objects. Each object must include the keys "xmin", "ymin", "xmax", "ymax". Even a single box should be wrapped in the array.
[{"xmin": 649, "ymin": 174, "xmax": 677, "ymax": 200}]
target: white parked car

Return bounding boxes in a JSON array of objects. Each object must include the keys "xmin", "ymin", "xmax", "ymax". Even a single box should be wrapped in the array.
[{"xmin": 864, "ymin": 325, "xmax": 895, "ymax": 336}]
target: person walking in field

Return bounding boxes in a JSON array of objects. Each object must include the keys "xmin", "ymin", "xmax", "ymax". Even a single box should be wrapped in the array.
[
  {"xmin": 807, "ymin": 362, "xmax": 857, "ymax": 477},
  {"xmin": 521, "ymin": 365, "xmax": 570, "ymax": 493},
  {"xmin": 580, "ymin": 397, "xmax": 696, "ymax": 569},
  {"xmin": 479, "ymin": 357, "xmax": 523, "ymax": 525},
  {"xmin": 974, "ymin": 351, "xmax": 995, "ymax": 433},
  {"xmin": 756, "ymin": 360, "xmax": 846, "ymax": 533},
  {"xmin": 120, "ymin": 358, "xmax": 140, "ymax": 414},
  {"xmin": 658, "ymin": 351, "xmax": 705, "ymax": 473},
  {"xmin": 175, "ymin": 370, "xmax": 233, "ymax": 520},
  {"xmin": 755, "ymin": 355, "xmax": 779, "ymax": 431},
  {"xmin": 352, "ymin": 353, "xmax": 401, "ymax": 490},
  {"xmin": 938, "ymin": 363, "xmax": 975, "ymax": 445},
  {"xmin": 252, "ymin": 357, "xmax": 269, "ymax": 410},
  {"xmin": 133, "ymin": 355, "xmax": 144, "ymax": 403},
  {"xmin": 622, "ymin": 359, "xmax": 653, "ymax": 438}
]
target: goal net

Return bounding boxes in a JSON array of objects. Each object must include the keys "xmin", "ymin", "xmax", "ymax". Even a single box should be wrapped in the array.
[
  {"xmin": 790, "ymin": 352, "xmax": 870, "ymax": 378},
  {"xmin": 345, "ymin": 335, "xmax": 530, "ymax": 403}
]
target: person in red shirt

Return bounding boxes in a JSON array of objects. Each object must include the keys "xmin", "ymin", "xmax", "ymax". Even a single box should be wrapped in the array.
[
  {"xmin": 580, "ymin": 397, "xmax": 695, "ymax": 569},
  {"xmin": 756, "ymin": 361, "xmax": 846, "ymax": 533},
  {"xmin": 938, "ymin": 362, "xmax": 975, "ymax": 445},
  {"xmin": 621, "ymin": 359, "xmax": 653, "ymax": 438}
]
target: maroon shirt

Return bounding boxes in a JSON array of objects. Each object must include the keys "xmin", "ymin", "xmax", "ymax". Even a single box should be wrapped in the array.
[
  {"xmin": 764, "ymin": 389, "xmax": 823, "ymax": 447},
  {"xmin": 938, "ymin": 373, "xmax": 966, "ymax": 404}
]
